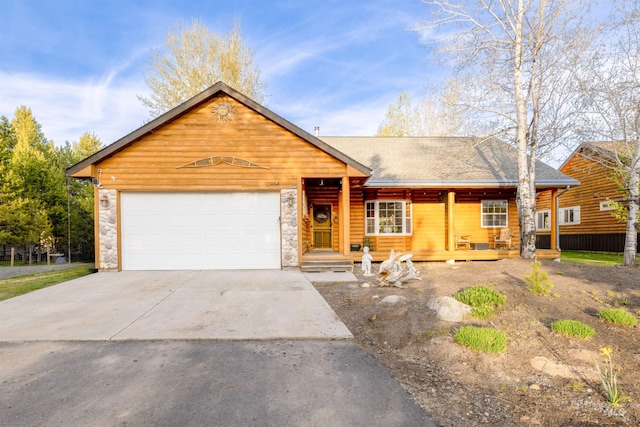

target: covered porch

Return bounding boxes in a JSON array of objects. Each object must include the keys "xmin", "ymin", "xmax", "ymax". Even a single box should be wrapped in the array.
[{"xmin": 299, "ymin": 184, "xmax": 563, "ymax": 268}]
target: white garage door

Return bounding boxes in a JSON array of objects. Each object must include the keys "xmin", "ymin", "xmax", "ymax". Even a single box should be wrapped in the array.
[{"xmin": 121, "ymin": 192, "xmax": 281, "ymax": 270}]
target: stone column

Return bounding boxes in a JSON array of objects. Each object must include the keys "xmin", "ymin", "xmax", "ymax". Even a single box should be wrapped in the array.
[
  {"xmin": 98, "ymin": 189, "xmax": 118, "ymax": 271},
  {"xmin": 280, "ymin": 189, "xmax": 299, "ymax": 268}
]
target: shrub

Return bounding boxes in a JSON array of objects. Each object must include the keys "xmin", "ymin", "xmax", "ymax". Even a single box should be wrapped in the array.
[
  {"xmin": 455, "ymin": 284, "xmax": 506, "ymax": 319},
  {"xmin": 599, "ymin": 308, "xmax": 638, "ymax": 327},
  {"xmin": 455, "ymin": 326, "xmax": 507, "ymax": 353},
  {"xmin": 550, "ymin": 319, "xmax": 595, "ymax": 339},
  {"xmin": 524, "ymin": 260, "xmax": 553, "ymax": 295}
]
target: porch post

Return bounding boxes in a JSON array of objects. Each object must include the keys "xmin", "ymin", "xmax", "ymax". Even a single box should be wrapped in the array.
[
  {"xmin": 341, "ymin": 177, "xmax": 351, "ymax": 255},
  {"xmin": 550, "ymin": 188, "xmax": 558, "ymax": 251},
  {"xmin": 297, "ymin": 177, "xmax": 304, "ymax": 265},
  {"xmin": 448, "ymin": 191, "xmax": 455, "ymax": 252}
]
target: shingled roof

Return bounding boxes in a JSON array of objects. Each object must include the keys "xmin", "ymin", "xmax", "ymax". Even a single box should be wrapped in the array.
[
  {"xmin": 321, "ymin": 136, "xmax": 578, "ymax": 189},
  {"xmin": 559, "ymin": 141, "xmax": 637, "ymax": 170}
]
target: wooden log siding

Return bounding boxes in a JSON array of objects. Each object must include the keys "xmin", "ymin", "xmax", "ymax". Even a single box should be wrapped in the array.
[
  {"xmin": 537, "ymin": 153, "xmax": 627, "ymax": 236},
  {"xmin": 93, "ymin": 96, "xmax": 350, "ymax": 191},
  {"xmin": 346, "ymin": 188, "xmax": 519, "ymax": 253},
  {"xmin": 452, "ymin": 191, "xmax": 519, "ymax": 249},
  {"xmin": 559, "ymin": 154, "xmax": 627, "ymax": 235},
  {"xmin": 412, "ymin": 191, "xmax": 446, "ymax": 251},
  {"xmin": 535, "ymin": 151, "xmax": 633, "ymax": 253},
  {"xmin": 349, "ymin": 185, "xmax": 366, "ymax": 248}
]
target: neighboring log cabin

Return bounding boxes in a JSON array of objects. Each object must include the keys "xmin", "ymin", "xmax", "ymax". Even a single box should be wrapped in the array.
[
  {"xmin": 536, "ymin": 142, "xmax": 639, "ymax": 253},
  {"xmin": 67, "ymin": 82, "xmax": 578, "ymax": 271}
]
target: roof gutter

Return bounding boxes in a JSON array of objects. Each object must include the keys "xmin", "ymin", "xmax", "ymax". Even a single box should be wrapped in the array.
[{"xmin": 364, "ymin": 179, "xmax": 579, "ymax": 189}]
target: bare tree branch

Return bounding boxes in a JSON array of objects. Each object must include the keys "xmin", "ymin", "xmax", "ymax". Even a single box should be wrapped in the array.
[
  {"xmin": 420, "ymin": 0, "xmax": 593, "ymax": 258},
  {"xmin": 572, "ymin": 0, "xmax": 639, "ymax": 265}
]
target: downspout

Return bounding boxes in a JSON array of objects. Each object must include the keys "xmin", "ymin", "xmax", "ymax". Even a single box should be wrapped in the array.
[{"xmin": 555, "ymin": 186, "xmax": 571, "ymax": 252}]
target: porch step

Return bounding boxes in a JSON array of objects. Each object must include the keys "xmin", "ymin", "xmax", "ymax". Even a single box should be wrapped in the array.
[{"xmin": 300, "ymin": 259, "xmax": 354, "ymax": 273}]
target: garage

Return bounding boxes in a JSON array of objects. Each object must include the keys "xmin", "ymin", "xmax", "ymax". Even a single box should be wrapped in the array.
[
  {"xmin": 120, "ymin": 192, "xmax": 281, "ymax": 270},
  {"xmin": 66, "ymin": 83, "xmax": 369, "ymax": 271}
]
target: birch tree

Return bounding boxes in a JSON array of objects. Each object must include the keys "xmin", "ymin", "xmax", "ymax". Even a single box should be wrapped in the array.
[
  {"xmin": 138, "ymin": 19, "xmax": 265, "ymax": 117},
  {"xmin": 574, "ymin": 1, "xmax": 639, "ymax": 266},
  {"xmin": 422, "ymin": 0, "xmax": 590, "ymax": 258}
]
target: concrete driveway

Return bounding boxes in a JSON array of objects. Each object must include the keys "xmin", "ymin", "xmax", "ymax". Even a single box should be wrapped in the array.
[
  {"xmin": 0, "ymin": 269, "xmax": 437, "ymax": 426},
  {"xmin": 0, "ymin": 270, "xmax": 352, "ymax": 341}
]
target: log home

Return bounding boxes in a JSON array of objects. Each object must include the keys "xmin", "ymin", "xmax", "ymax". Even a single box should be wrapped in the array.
[
  {"xmin": 536, "ymin": 142, "xmax": 639, "ymax": 252},
  {"xmin": 67, "ymin": 82, "xmax": 577, "ymax": 271}
]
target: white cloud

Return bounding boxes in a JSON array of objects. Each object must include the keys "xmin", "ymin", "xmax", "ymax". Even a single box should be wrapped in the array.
[
  {"xmin": 269, "ymin": 90, "xmax": 391, "ymax": 137},
  {"xmin": 0, "ymin": 71, "xmax": 149, "ymax": 146},
  {"xmin": 310, "ymin": 103, "xmax": 388, "ymax": 136},
  {"xmin": 258, "ymin": 46, "xmax": 321, "ymax": 79}
]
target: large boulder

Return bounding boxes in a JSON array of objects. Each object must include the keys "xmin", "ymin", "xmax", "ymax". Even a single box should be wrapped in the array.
[
  {"xmin": 427, "ymin": 296, "xmax": 472, "ymax": 322},
  {"xmin": 380, "ymin": 295, "xmax": 408, "ymax": 305}
]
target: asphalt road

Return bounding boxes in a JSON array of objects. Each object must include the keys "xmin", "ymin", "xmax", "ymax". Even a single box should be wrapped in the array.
[{"xmin": 0, "ymin": 340, "xmax": 437, "ymax": 427}]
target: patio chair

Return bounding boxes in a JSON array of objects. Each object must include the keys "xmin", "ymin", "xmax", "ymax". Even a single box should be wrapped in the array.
[
  {"xmin": 494, "ymin": 228, "xmax": 512, "ymax": 250},
  {"xmin": 455, "ymin": 231, "xmax": 471, "ymax": 250}
]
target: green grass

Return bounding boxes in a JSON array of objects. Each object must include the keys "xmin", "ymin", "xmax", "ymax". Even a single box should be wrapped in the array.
[
  {"xmin": 0, "ymin": 265, "xmax": 95, "ymax": 301},
  {"xmin": 560, "ymin": 251, "xmax": 640, "ymax": 267},
  {"xmin": 455, "ymin": 284, "xmax": 507, "ymax": 319},
  {"xmin": 599, "ymin": 308, "xmax": 638, "ymax": 327},
  {"xmin": 551, "ymin": 319, "xmax": 595, "ymax": 339},
  {"xmin": 455, "ymin": 326, "xmax": 507, "ymax": 353}
]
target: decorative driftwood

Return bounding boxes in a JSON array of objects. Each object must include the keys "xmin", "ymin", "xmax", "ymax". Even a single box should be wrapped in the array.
[{"xmin": 378, "ymin": 249, "xmax": 420, "ymax": 288}]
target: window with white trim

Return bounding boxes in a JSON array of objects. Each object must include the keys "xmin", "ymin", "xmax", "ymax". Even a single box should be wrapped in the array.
[
  {"xmin": 481, "ymin": 200, "xmax": 508, "ymax": 228},
  {"xmin": 536, "ymin": 210, "xmax": 551, "ymax": 231},
  {"xmin": 559, "ymin": 206, "xmax": 580, "ymax": 225},
  {"xmin": 600, "ymin": 201, "xmax": 615, "ymax": 211},
  {"xmin": 365, "ymin": 201, "xmax": 412, "ymax": 235}
]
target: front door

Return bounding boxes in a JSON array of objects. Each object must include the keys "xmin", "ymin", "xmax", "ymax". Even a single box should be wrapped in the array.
[{"xmin": 312, "ymin": 204, "xmax": 332, "ymax": 249}]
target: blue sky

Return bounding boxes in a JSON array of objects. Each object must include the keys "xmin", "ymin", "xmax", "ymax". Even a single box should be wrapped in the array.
[{"xmin": 0, "ymin": 0, "xmax": 440, "ymax": 147}]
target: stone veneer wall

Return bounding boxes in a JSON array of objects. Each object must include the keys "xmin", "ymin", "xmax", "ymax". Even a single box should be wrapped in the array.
[
  {"xmin": 98, "ymin": 189, "xmax": 118, "ymax": 271},
  {"xmin": 280, "ymin": 189, "xmax": 298, "ymax": 268}
]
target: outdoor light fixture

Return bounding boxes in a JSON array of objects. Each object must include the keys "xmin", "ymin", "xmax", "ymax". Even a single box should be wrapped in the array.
[{"xmin": 99, "ymin": 194, "xmax": 109, "ymax": 208}]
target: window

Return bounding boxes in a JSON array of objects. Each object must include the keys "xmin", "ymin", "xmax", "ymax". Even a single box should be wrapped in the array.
[
  {"xmin": 600, "ymin": 201, "xmax": 615, "ymax": 211},
  {"xmin": 536, "ymin": 210, "xmax": 551, "ymax": 231},
  {"xmin": 481, "ymin": 200, "xmax": 508, "ymax": 228},
  {"xmin": 365, "ymin": 201, "xmax": 412, "ymax": 235},
  {"xmin": 559, "ymin": 206, "xmax": 580, "ymax": 225}
]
